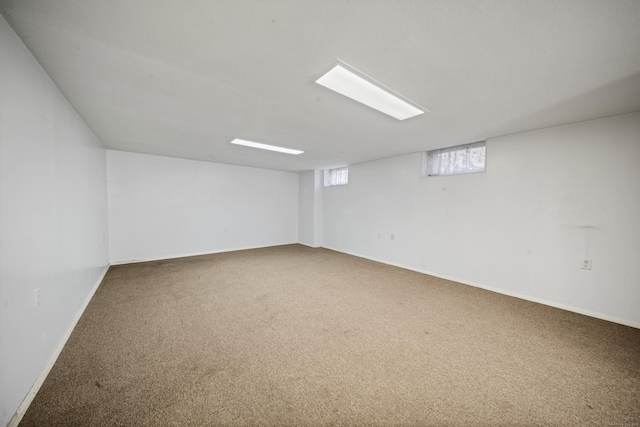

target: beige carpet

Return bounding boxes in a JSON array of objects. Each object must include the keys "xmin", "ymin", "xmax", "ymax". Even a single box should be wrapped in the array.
[{"xmin": 19, "ymin": 245, "xmax": 640, "ymax": 426}]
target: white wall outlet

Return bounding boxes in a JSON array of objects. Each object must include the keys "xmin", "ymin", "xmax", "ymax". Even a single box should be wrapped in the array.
[
  {"xmin": 581, "ymin": 259, "xmax": 592, "ymax": 270},
  {"xmin": 390, "ymin": 233, "xmax": 395, "ymax": 240},
  {"xmin": 34, "ymin": 288, "xmax": 41, "ymax": 308}
]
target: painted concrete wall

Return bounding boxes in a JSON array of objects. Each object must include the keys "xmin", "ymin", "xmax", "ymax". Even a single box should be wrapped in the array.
[
  {"xmin": 0, "ymin": 16, "xmax": 109, "ymax": 426},
  {"xmin": 298, "ymin": 170, "xmax": 323, "ymax": 247},
  {"xmin": 1, "ymin": 7, "xmax": 638, "ymax": 424},
  {"xmin": 322, "ymin": 112, "xmax": 640, "ymax": 327},
  {"xmin": 107, "ymin": 150, "xmax": 299, "ymax": 263}
]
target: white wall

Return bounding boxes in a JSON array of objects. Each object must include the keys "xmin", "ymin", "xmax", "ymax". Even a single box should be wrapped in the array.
[
  {"xmin": 108, "ymin": 150, "xmax": 299, "ymax": 263},
  {"xmin": 322, "ymin": 112, "xmax": 640, "ymax": 327},
  {"xmin": 0, "ymin": 9, "xmax": 637, "ymax": 424},
  {"xmin": 0, "ymin": 16, "xmax": 109, "ymax": 426},
  {"xmin": 298, "ymin": 170, "xmax": 323, "ymax": 247}
]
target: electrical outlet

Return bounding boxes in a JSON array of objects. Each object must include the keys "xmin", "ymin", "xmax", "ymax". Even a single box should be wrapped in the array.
[
  {"xmin": 581, "ymin": 259, "xmax": 592, "ymax": 270},
  {"xmin": 34, "ymin": 288, "xmax": 41, "ymax": 308},
  {"xmin": 390, "ymin": 233, "xmax": 395, "ymax": 240}
]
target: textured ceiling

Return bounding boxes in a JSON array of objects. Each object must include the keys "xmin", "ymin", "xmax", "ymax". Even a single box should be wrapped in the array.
[{"xmin": 2, "ymin": 0, "xmax": 639, "ymax": 172}]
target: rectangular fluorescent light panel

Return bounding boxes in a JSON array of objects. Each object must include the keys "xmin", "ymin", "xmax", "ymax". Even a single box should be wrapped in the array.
[
  {"xmin": 230, "ymin": 138, "xmax": 304, "ymax": 155},
  {"xmin": 315, "ymin": 62, "xmax": 426, "ymax": 120}
]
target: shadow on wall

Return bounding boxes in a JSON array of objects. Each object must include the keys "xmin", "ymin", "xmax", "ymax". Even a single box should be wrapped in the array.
[{"xmin": 488, "ymin": 71, "xmax": 640, "ymax": 138}]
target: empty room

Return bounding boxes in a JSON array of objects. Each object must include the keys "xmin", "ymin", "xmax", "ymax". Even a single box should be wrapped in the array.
[{"xmin": 1, "ymin": 1, "xmax": 639, "ymax": 426}]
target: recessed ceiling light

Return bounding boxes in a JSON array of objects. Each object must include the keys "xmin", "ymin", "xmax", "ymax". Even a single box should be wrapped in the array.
[
  {"xmin": 230, "ymin": 138, "xmax": 304, "ymax": 155},
  {"xmin": 315, "ymin": 60, "xmax": 427, "ymax": 120}
]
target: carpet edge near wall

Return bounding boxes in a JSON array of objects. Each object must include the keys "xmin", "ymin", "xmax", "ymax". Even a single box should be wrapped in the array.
[
  {"xmin": 7, "ymin": 265, "xmax": 110, "ymax": 427},
  {"xmin": 11, "ymin": 243, "xmax": 637, "ymax": 425},
  {"xmin": 321, "ymin": 245, "xmax": 640, "ymax": 330},
  {"xmin": 108, "ymin": 242, "xmax": 300, "ymax": 266}
]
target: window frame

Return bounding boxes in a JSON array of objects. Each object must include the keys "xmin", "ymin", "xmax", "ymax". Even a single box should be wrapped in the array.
[
  {"xmin": 324, "ymin": 167, "xmax": 349, "ymax": 187},
  {"xmin": 422, "ymin": 141, "xmax": 486, "ymax": 177}
]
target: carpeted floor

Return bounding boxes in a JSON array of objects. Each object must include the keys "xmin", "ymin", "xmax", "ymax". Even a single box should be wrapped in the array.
[{"xmin": 19, "ymin": 245, "xmax": 640, "ymax": 426}]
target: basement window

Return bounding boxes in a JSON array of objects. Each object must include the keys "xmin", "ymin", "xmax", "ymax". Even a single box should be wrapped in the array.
[
  {"xmin": 422, "ymin": 141, "xmax": 486, "ymax": 176},
  {"xmin": 324, "ymin": 167, "xmax": 349, "ymax": 186}
]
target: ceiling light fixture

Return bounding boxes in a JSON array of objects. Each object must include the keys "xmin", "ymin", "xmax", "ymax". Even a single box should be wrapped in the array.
[
  {"xmin": 230, "ymin": 138, "xmax": 304, "ymax": 155},
  {"xmin": 315, "ymin": 60, "xmax": 427, "ymax": 120}
]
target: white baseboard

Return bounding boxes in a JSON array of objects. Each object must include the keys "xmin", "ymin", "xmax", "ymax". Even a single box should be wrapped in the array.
[
  {"xmin": 323, "ymin": 246, "xmax": 640, "ymax": 330},
  {"xmin": 9, "ymin": 244, "xmax": 637, "ymax": 427},
  {"xmin": 297, "ymin": 242, "xmax": 321, "ymax": 248},
  {"xmin": 109, "ymin": 242, "xmax": 299, "ymax": 265},
  {"xmin": 8, "ymin": 264, "xmax": 111, "ymax": 427}
]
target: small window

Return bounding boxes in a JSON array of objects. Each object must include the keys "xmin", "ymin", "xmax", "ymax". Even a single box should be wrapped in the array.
[
  {"xmin": 324, "ymin": 167, "xmax": 349, "ymax": 186},
  {"xmin": 422, "ymin": 141, "xmax": 486, "ymax": 176}
]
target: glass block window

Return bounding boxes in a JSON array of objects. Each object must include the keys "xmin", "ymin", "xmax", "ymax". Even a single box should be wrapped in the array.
[
  {"xmin": 324, "ymin": 167, "xmax": 349, "ymax": 186},
  {"xmin": 422, "ymin": 141, "xmax": 486, "ymax": 176}
]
